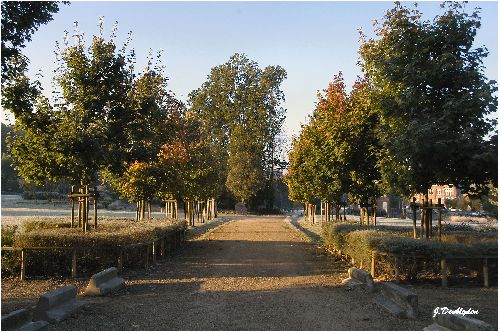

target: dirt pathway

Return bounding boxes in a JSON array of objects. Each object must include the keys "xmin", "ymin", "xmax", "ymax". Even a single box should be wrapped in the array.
[{"xmin": 31, "ymin": 215, "xmax": 433, "ymax": 331}]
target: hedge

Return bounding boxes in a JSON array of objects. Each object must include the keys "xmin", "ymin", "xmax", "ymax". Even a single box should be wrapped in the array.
[
  {"xmin": 322, "ymin": 222, "xmax": 497, "ymax": 280},
  {"xmin": 15, "ymin": 217, "xmax": 186, "ymax": 248},
  {"xmin": 2, "ymin": 217, "xmax": 187, "ymax": 277}
]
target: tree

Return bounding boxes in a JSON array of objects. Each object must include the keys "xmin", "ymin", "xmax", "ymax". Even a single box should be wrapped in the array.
[
  {"xmin": 226, "ymin": 125, "xmax": 265, "ymax": 203},
  {"xmin": 285, "ymin": 124, "xmax": 317, "ymax": 205},
  {"xmin": 480, "ymin": 182, "xmax": 498, "ymax": 217},
  {"xmin": 189, "ymin": 53, "xmax": 287, "ymax": 206},
  {"xmin": 312, "ymin": 74, "xmax": 352, "ymax": 209},
  {"xmin": 8, "ymin": 23, "xmax": 134, "ymax": 186},
  {"xmin": 359, "ymin": 2, "xmax": 497, "ymax": 197},
  {"xmin": 100, "ymin": 64, "xmax": 178, "ymax": 220},
  {"xmin": 286, "ymin": 75, "xmax": 385, "ymax": 223},
  {"xmin": 285, "ymin": 122, "xmax": 320, "ymax": 221},
  {"xmin": 1, "ymin": 1, "xmax": 68, "ymax": 77},
  {"xmin": 1, "ymin": 1, "xmax": 68, "ymax": 124},
  {"xmin": 347, "ymin": 79, "xmax": 382, "ymax": 207},
  {"xmin": 1, "ymin": 124, "xmax": 21, "ymax": 193}
]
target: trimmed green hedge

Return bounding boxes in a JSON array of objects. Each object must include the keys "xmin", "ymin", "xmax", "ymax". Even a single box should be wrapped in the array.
[
  {"xmin": 1, "ymin": 225, "xmax": 20, "ymax": 275},
  {"xmin": 322, "ymin": 223, "xmax": 497, "ymax": 280},
  {"xmin": 323, "ymin": 223, "xmax": 497, "ymax": 260},
  {"xmin": 15, "ymin": 217, "xmax": 186, "ymax": 248},
  {"xmin": 2, "ymin": 217, "xmax": 187, "ymax": 277}
]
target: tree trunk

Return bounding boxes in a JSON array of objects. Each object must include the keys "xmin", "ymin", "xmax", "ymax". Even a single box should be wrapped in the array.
[
  {"xmin": 420, "ymin": 199, "xmax": 425, "ymax": 239},
  {"xmin": 424, "ymin": 195, "xmax": 430, "ymax": 239}
]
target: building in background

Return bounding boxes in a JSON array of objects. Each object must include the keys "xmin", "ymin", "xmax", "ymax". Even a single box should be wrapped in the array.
[{"xmin": 413, "ymin": 184, "xmax": 461, "ymax": 206}]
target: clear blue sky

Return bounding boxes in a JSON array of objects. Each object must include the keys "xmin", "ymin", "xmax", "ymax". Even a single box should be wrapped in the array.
[{"xmin": 18, "ymin": 1, "xmax": 499, "ymax": 138}]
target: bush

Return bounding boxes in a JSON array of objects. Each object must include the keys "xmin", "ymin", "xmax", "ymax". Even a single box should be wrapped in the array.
[
  {"xmin": 322, "ymin": 222, "xmax": 498, "ymax": 280},
  {"xmin": 1, "ymin": 225, "xmax": 20, "ymax": 276},
  {"xmin": 5, "ymin": 217, "xmax": 187, "ymax": 278},
  {"xmin": 21, "ymin": 191, "xmax": 66, "ymax": 201},
  {"xmin": 15, "ymin": 217, "xmax": 186, "ymax": 248}
]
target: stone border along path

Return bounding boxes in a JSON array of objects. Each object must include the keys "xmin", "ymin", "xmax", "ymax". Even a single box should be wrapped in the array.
[{"xmin": 47, "ymin": 215, "xmax": 439, "ymax": 330}]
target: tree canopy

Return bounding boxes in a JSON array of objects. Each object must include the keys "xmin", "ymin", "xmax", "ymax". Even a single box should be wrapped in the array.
[
  {"xmin": 189, "ymin": 53, "xmax": 287, "ymax": 204},
  {"xmin": 359, "ymin": 1, "xmax": 497, "ymax": 196},
  {"xmin": 286, "ymin": 74, "xmax": 382, "ymax": 207},
  {"xmin": 1, "ymin": 1, "xmax": 68, "ymax": 77}
]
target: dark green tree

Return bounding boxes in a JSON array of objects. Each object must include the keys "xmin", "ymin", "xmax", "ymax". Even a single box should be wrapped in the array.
[
  {"xmin": 347, "ymin": 79, "xmax": 382, "ymax": 206},
  {"xmin": 1, "ymin": 1, "xmax": 68, "ymax": 77},
  {"xmin": 225, "ymin": 125, "xmax": 265, "ymax": 203},
  {"xmin": 189, "ymin": 53, "xmax": 287, "ymax": 205},
  {"xmin": 359, "ymin": 2, "xmax": 497, "ymax": 197},
  {"xmin": 8, "ymin": 24, "xmax": 134, "ymax": 186}
]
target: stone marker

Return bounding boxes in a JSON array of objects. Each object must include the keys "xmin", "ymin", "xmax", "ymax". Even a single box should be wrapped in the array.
[
  {"xmin": 1, "ymin": 308, "xmax": 48, "ymax": 331},
  {"xmin": 341, "ymin": 267, "xmax": 375, "ymax": 292},
  {"xmin": 84, "ymin": 267, "xmax": 125, "ymax": 296},
  {"xmin": 423, "ymin": 313, "xmax": 495, "ymax": 331},
  {"xmin": 373, "ymin": 282, "xmax": 418, "ymax": 319},
  {"xmin": 235, "ymin": 202, "xmax": 247, "ymax": 215},
  {"xmin": 33, "ymin": 285, "xmax": 83, "ymax": 323}
]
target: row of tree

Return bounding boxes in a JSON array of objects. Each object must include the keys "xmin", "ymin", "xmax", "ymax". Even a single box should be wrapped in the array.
[
  {"xmin": 2, "ymin": 2, "xmax": 288, "ymax": 219},
  {"xmin": 286, "ymin": 2, "xmax": 497, "ymax": 224}
]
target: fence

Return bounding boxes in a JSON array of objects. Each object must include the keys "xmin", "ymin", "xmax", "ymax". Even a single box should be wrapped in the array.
[
  {"xmin": 326, "ymin": 246, "xmax": 497, "ymax": 288},
  {"xmin": 1, "ymin": 228, "xmax": 186, "ymax": 280}
]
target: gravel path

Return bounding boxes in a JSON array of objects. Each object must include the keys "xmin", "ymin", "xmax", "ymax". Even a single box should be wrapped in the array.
[{"xmin": 42, "ymin": 215, "xmax": 431, "ymax": 330}]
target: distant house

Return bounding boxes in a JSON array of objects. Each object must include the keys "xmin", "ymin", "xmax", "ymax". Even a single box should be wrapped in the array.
[{"xmin": 413, "ymin": 184, "xmax": 461, "ymax": 205}]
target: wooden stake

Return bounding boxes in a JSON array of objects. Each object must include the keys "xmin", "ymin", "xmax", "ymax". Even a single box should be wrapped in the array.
[
  {"xmin": 441, "ymin": 258, "xmax": 448, "ymax": 288},
  {"xmin": 70, "ymin": 185, "xmax": 75, "ymax": 228},
  {"xmin": 118, "ymin": 250, "xmax": 123, "ymax": 272},
  {"xmin": 371, "ymin": 251, "xmax": 376, "ymax": 277},
  {"xmin": 424, "ymin": 195, "xmax": 429, "ymax": 239},
  {"xmin": 438, "ymin": 198, "xmax": 442, "ymax": 241},
  {"xmin": 78, "ymin": 191, "xmax": 82, "ymax": 228},
  {"xmin": 71, "ymin": 250, "xmax": 77, "ymax": 278},
  {"xmin": 420, "ymin": 199, "xmax": 425, "ymax": 239},
  {"xmin": 175, "ymin": 200, "xmax": 178, "ymax": 220},
  {"xmin": 20, "ymin": 250, "xmax": 26, "ymax": 281},
  {"xmin": 93, "ymin": 197, "xmax": 97, "ymax": 229},
  {"xmin": 394, "ymin": 257, "xmax": 400, "ymax": 283},
  {"xmin": 152, "ymin": 242, "xmax": 156, "ymax": 264},
  {"xmin": 429, "ymin": 199, "xmax": 433, "ymax": 238},
  {"xmin": 343, "ymin": 202, "xmax": 346, "ymax": 221},
  {"xmin": 483, "ymin": 258, "xmax": 489, "ymax": 288},
  {"xmin": 412, "ymin": 197, "xmax": 417, "ymax": 239}
]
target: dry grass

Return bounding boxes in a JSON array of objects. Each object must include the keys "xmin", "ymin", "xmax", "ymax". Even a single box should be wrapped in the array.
[{"xmin": 448, "ymin": 215, "xmax": 493, "ymax": 224}]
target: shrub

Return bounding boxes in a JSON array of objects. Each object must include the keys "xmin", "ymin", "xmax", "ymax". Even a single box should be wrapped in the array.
[
  {"xmin": 1, "ymin": 225, "xmax": 20, "ymax": 276},
  {"xmin": 322, "ymin": 222, "xmax": 498, "ymax": 280},
  {"xmin": 1, "ymin": 225, "xmax": 18, "ymax": 246},
  {"xmin": 6, "ymin": 217, "xmax": 187, "ymax": 277},
  {"xmin": 21, "ymin": 191, "xmax": 66, "ymax": 201},
  {"xmin": 15, "ymin": 217, "xmax": 186, "ymax": 248}
]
